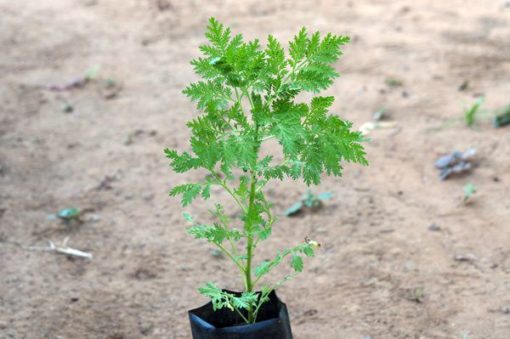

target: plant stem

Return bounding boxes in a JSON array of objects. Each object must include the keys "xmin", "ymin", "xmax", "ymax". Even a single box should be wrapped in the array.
[
  {"xmin": 233, "ymin": 305, "xmax": 250, "ymax": 324},
  {"xmin": 244, "ymin": 169, "xmax": 257, "ymax": 322},
  {"xmin": 208, "ymin": 171, "xmax": 248, "ymax": 213},
  {"xmin": 213, "ymin": 242, "xmax": 245, "ymax": 275},
  {"xmin": 243, "ymin": 108, "xmax": 260, "ymax": 322}
]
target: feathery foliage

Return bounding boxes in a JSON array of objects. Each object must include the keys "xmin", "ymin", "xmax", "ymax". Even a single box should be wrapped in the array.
[{"xmin": 165, "ymin": 18, "xmax": 367, "ymax": 324}]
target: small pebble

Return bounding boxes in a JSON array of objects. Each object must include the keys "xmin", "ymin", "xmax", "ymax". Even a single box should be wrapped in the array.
[
  {"xmin": 404, "ymin": 260, "xmax": 417, "ymax": 271},
  {"xmin": 62, "ymin": 103, "xmax": 74, "ymax": 113},
  {"xmin": 458, "ymin": 80, "xmax": 469, "ymax": 91},
  {"xmin": 428, "ymin": 223, "xmax": 441, "ymax": 231},
  {"xmin": 372, "ymin": 109, "xmax": 386, "ymax": 121},
  {"xmin": 83, "ymin": 0, "xmax": 98, "ymax": 6},
  {"xmin": 454, "ymin": 253, "xmax": 477, "ymax": 262},
  {"xmin": 124, "ymin": 135, "xmax": 134, "ymax": 146},
  {"xmin": 140, "ymin": 323, "xmax": 154, "ymax": 335},
  {"xmin": 210, "ymin": 249, "xmax": 223, "ymax": 258},
  {"xmin": 143, "ymin": 193, "xmax": 155, "ymax": 201},
  {"xmin": 302, "ymin": 309, "xmax": 318, "ymax": 317},
  {"xmin": 86, "ymin": 214, "xmax": 101, "ymax": 222}
]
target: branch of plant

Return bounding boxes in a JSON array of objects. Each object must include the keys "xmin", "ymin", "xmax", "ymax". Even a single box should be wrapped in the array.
[
  {"xmin": 251, "ymin": 288, "xmax": 272, "ymax": 323},
  {"xmin": 252, "ymin": 273, "xmax": 297, "ymax": 322},
  {"xmin": 208, "ymin": 171, "xmax": 248, "ymax": 213},
  {"xmin": 242, "ymin": 87, "xmax": 255, "ymax": 118},
  {"xmin": 253, "ymin": 224, "xmax": 273, "ymax": 250},
  {"xmin": 214, "ymin": 212, "xmax": 242, "ymax": 261},
  {"xmin": 233, "ymin": 304, "xmax": 250, "ymax": 323},
  {"xmin": 213, "ymin": 242, "xmax": 246, "ymax": 275},
  {"xmin": 262, "ymin": 59, "xmax": 307, "ymax": 111},
  {"xmin": 234, "ymin": 87, "xmax": 241, "ymax": 102},
  {"xmin": 251, "ymin": 244, "xmax": 304, "ymax": 288}
]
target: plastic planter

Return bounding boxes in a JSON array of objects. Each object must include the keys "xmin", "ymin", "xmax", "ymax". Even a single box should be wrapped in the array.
[{"xmin": 188, "ymin": 290, "xmax": 293, "ymax": 339}]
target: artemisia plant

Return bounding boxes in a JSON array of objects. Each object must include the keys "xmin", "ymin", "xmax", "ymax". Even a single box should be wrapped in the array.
[{"xmin": 165, "ymin": 18, "xmax": 367, "ymax": 324}]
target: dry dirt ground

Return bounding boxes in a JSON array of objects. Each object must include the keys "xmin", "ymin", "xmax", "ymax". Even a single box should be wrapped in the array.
[{"xmin": 1, "ymin": 0, "xmax": 510, "ymax": 338}]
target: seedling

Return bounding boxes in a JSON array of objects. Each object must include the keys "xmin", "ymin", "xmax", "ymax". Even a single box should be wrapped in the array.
[
  {"xmin": 384, "ymin": 77, "xmax": 403, "ymax": 87},
  {"xmin": 464, "ymin": 97, "xmax": 484, "ymax": 127},
  {"xmin": 427, "ymin": 97, "xmax": 490, "ymax": 132},
  {"xmin": 408, "ymin": 286, "xmax": 425, "ymax": 303},
  {"xmin": 284, "ymin": 190, "xmax": 333, "ymax": 217},
  {"xmin": 84, "ymin": 65, "xmax": 100, "ymax": 81},
  {"xmin": 56, "ymin": 208, "xmax": 81, "ymax": 221},
  {"xmin": 493, "ymin": 104, "xmax": 510, "ymax": 128},
  {"xmin": 166, "ymin": 18, "xmax": 367, "ymax": 324},
  {"xmin": 463, "ymin": 183, "xmax": 477, "ymax": 203}
]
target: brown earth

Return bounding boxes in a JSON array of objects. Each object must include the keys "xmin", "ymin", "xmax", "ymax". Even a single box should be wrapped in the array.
[{"xmin": 1, "ymin": 0, "xmax": 510, "ymax": 338}]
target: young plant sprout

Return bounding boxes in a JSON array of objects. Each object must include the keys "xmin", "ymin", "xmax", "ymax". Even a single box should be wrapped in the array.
[
  {"xmin": 464, "ymin": 97, "xmax": 484, "ymax": 127},
  {"xmin": 284, "ymin": 190, "xmax": 333, "ymax": 217},
  {"xmin": 493, "ymin": 103, "xmax": 510, "ymax": 128},
  {"xmin": 463, "ymin": 183, "xmax": 477, "ymax": 203},
  {"xmin": 165, "ymin": 18, "xmax": 367, "ymax": 324}
]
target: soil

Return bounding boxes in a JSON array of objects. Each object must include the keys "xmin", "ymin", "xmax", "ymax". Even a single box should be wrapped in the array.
[{"xmin": 1, "ymin": 0, "xmax": 509, "ymax": 338}]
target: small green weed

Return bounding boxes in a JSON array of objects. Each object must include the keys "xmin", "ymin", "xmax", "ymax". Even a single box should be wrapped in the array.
[
  {"xmin": 464, "ymin": 97, "xmax": 484, "ymax": 127},
  {"xmin": 463, "ymin": 183, "xmax": 477, "ymax": 203},
  {"xmin": 285, "ymin": 190, "xmax": 333, "ymax": 216},
  {"xmin": 385, "ymin": 77, "xmax": 403, "ymax": 87}
]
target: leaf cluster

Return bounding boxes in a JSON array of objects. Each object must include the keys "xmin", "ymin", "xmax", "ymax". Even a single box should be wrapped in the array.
[{"xmin": 166, "ymin": 18, "xmax": 366, "ymax": 192}]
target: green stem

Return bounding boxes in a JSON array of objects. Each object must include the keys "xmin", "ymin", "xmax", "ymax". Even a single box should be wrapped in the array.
[
  {"xmin": 253, "ymin": 274, "xmax": 297, "ymax": 322},
  {"xmin": 243, "ymin": 88, "xmax": 254, "ymax": 109},
  {"xmin": 208, "ymin": 171, "xmax": 248, "ymax": 213},
  {"xmin": 252, "ymin": 288, "xmax": 272, "ymax": 322},
  {"xmin": 213, "ymin": 242, "xmax": 245, "ymax": 275},
  {"xmin": 244, "ymin": 169, "xmax": 257, "ymax": 322},
  {"xmin": 234, "ymin": 87, "xmax": 241, "ymax": 102},
  {"xmin": 243, "ymin": 101, "xmax": 260, "ymax": 322},
  {"xmin": 233, "ymin": 305, "xmax": 250, "ymax": 324}
]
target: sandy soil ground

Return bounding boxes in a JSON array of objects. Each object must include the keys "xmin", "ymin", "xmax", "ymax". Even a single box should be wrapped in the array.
[{"xmin": 1, "ymin": 0, "xmax": 510, "ymax": 338}]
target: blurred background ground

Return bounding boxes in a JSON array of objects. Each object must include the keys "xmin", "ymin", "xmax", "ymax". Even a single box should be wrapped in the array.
[{"xmin": 1, "ymin": 0, "xmax": 509, "ymax": 338}]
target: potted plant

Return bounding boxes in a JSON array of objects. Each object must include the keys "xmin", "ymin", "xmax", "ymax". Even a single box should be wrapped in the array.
[{"xmin": 165, "ymin": 18, "xmax": 367, "ymax": 338}]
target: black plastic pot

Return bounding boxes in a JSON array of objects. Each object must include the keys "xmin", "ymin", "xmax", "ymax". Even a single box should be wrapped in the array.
[{"xmin": 188, "ymin": 290, "xmax": 293, "ymax": 339}]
